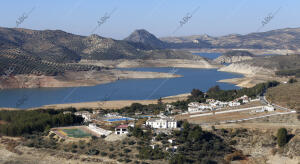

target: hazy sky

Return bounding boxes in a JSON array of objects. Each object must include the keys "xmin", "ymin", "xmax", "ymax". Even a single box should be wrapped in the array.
[{"xmin": 0, "ymin": 0, "xmax": 299, "ymax": 39}]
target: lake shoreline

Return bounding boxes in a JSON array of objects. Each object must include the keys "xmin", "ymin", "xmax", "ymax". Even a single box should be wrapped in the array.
[
  {"xmin": 0, "ymin": 58, "xmax": 221, "ymax": 90},
  {"xmin": 0, "ymin": 69, "xmax": 182, "ymax": 90},
  {"xmin": 0, "ymin": 54, "xmax": 247, "ymax": 109},
  {"xmin": 0, "ymin": 93, "xmax": 191, "ymax": 111}
]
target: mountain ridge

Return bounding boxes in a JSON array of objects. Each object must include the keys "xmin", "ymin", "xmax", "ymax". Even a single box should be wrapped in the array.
[
  {"xmin": 0, "ymin": 27, "xmax": 203, "ymax": 76},
  {"xmin": 160, "ymin": 27, "xmax": 300, "ymax": 50}
]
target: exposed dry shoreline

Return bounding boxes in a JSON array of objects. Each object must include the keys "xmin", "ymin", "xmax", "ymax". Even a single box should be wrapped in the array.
[
  {"xmin": 217, "ymin": 63, "xmax": 289, "ymax": 88},
  {"xmin": 0, "ymin": 93, "xmax": 190, "ymax": 111},
  {"xmin": 34, "ymin": 93, "xmax": 190, "ymax": 110},
  {"xmin": 0, "ymin": 69, "xmax": 182, "ymax": 89},
  {"xmin": 188, "ymin": 48, "xmax": 297, "ymax": 55},
  {"xmin": 79, "ymin": 59, "xmax": 221, "ymax": 69}
]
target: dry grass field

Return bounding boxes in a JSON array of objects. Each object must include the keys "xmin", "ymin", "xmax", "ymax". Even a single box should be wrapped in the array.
[{"xmin": 266, "ymin": 80, "xmax": 300, "ymax": 110}]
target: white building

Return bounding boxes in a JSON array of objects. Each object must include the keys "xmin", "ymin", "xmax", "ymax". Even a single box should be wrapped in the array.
[
  {"xmin": 63, "ymin": 111, "xmax": 72, "ymax": 114},
  {"xmin": 104, "ymin": 112, "xmax": 120, "ymax": 118},
  {"xmin": 255, "ymin": 105, "xmax": 275, "ymax": 113},
  {"xmin": 115, "ymin": 124, "xmax": 129, "ymax": 135},
  {"xmin": 206, "ymin": 99, "xmax": 216, "ymax": 103},
  {"xmin": 87, "ymin": 124, "xmax": 112, "ymax": 136},
  {"xmin": 74, "ymin": 111, "xmax": 92, "ymax": 122},
  {"xmin": 188, "ymin": 102, "xmax": 212, "ymax": 113},
  {"xmin": 236, "ymin": 95, "xmax": 250, "ymax": 103},
  {"xmin": 263, "ymin": 105, "xmax": 275, "ymax": 111},
  {"xmin": 170, "ymin": 109, "xmax": 182, "ymax": 114},
  {"xmin": 166, "ymin": 104, "xmax": 175, "ymax": 111},
  {"xmin": 146, "ymin": 118, "xmax": 177, "ymax": 129},
  {"xmin": 228, "ymin": 101, "xmax": 241, "ymax": 107},
  {"xmin": 210, "ymin": 101, "xmax": 228, "ymax": 108},
  {"xmin": 192, "ymin": 39, "xmax": 199, "ymax": 43}
]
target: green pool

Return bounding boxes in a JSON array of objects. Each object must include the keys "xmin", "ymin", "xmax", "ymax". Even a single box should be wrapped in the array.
[{"xmin": 62, "ymin": 129, "xmax": 91, "ymax": 138}]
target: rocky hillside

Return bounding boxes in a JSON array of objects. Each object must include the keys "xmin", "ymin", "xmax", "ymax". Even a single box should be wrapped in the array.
[
  {"xmin": 124, "ymin": 29, "xmax": 166, "ymax": 49},
  {"xmin": 161, "ymin": 27, "xmax": 300, "ymax": 50},
  {"xmin": 219, "ymin": 54, "xmax": 300, "ymax": 76},
  {"xmin": 124, "ymin": 29, "xmax": 211, "ymax": 49},
  {"xmin": 213, "ymin": 50, "xmax": 254, "ymax": 64},
  {"xmin": 0, "ymin": 27, "xmax": 203, "ymax": 76},
  {"xmin": 266, "ymin": 81, "xmax": 300, "ymax": 110}
]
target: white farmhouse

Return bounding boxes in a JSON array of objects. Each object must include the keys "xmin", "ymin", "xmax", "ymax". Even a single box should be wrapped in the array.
[
  {"xmin": 146, "ymin": 118, "xmax": 177, "ymax": 129},
  {"xmin": 236, "ymin": 95, "xmax": 250, "ymax": 103},
  {"xmin": 166, "ymin": 104, "xmax": 175, "ymax": 111},
  {"xmin": 188, "ymin": 102, "xmax": 212, "ymax": 113},
  {"xmin": 74, "ymin": 111, "xmax": 92, "ymax": 122},
  {"xmin": 210, "ymin": 101, "xmax": 228, "ymax": 108},
  {"xmin": 228, "ymin": 101, "xmax": 241, "ymax": 107},
  {"xmin": 255, "ymin": 105, "xmax": 275, "ymax": 113},
  {"xmin": 115, "ymin": 124, "xmax": 129, "ymax": 135},
  {"xmin": 206, "ymin": 99, "xmax": 216, "ymax": 103},
  {"xmin": 263, "ymin": 105, "xmax": 275, "ymax": 112}
]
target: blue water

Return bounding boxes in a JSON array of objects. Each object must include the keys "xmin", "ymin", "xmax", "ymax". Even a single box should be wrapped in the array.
[
  {"xmin": 0, "ymin": 67, "xmax": 243, "ymax": 109},
  {"xmin": 105, "ymin": 117, "xmax": 134, "ymax": 122},
  {"xmin": 193, "ymin": 52, "xmax": 221, "ymax": 59}
]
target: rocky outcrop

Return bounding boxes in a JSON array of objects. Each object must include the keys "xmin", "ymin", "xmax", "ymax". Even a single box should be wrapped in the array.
[
  {"xmin": 218, "ymin": 63, "xmax": 275, "ymax": 75},
  {"xmin": 213, "ymin": 50, "xmax": 254, "ymax": 64},
  {"xmin": 124, "ymin": 29, "xmax": 166, "ymax": 49},
  {"xmin": 214, "ymin": 55, "xmax": 253, "ymax": 64}
]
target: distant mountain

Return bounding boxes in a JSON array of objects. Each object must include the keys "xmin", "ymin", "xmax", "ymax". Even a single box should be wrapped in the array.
[
  {"xmin": 124, "ymin": 29, "xmax": 211, "ymax": 49},
  {"xmin": 0, "ymin": 27, "xmax": 201, "ymax": 76},
  {"xmin": 124, "ymin": 29, "xmax": 166, "ymax": 49},
  {"xmin": 161, "ymin": 27, "xmax": 300, "ymax": 50}
]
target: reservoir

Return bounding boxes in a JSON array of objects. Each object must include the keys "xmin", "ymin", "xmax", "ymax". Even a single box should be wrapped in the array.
[{"xmin": 0, "ymin": 67, "xmax": 242, "ymax": 109}]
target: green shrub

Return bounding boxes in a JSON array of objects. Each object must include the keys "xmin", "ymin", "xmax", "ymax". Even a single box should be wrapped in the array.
[
  {"xmin": 128, "ymin": 140, "xmax": 136, "ymax": 145},
  {"xmin": 124, "ymin": 158, "xmax": 132, "ymax": 163},
  {"xmin": 124, "ymin": 148, "xmax": 131, "ymax": 153},
  {"xmin": 101, "ymin": 152, "xmax": 108, "ymax": 156},
  {"xmin": 86, "ymin": 149, "xmax": 99, "ymax": 155},
  {"xmin": 277, "ymin": 128, "xmax": 288, "ymax": 147},
  {"xmin": 229, "ymin": 140, "xmax": 237, "ymax": 145},
  {"xmin": 109, "ymin": 154, "xmax": 116, "ymax": 159}
]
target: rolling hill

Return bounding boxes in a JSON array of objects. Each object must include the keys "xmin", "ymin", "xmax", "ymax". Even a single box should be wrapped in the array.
[
  {"xmin": 161, "ymin": 27, "xmax": 300, "ymax": 50},
  {"xmin": 0, "ymin": 27, "xmax": 202, "ymax": 76}
]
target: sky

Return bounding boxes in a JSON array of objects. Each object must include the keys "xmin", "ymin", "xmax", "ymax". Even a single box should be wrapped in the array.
[{"xmin": 0, "ymin": 0, "xmax": 299, "ymax": 39}]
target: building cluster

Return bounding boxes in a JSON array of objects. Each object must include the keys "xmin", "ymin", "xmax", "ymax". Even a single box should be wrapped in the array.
[
  {"xmin": 188, "ymin": 95, "xmax": 252, "ymax": 113},
  {"xmin": 62, "ymin": 108, "xmax": 179, "ymax": 139}
]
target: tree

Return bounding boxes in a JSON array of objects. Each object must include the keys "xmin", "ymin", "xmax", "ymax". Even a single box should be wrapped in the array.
[
  {"xmin": 288, "ymin": 78, "xmax": 297, "ymax": 84},
  {"xmin": 207, "ymin": 85, "xmax": 221, "ymax": 94},
  {"xmin": 277, "ymin": 128, "xmax": 288, "ymax": 147},
  {"xmin": 169, "ymin": 154, "xmax": 186, "ymax": 164},
  {"xmin": 191, "ymin": 89, "xmax": 204, "ymax": 98},
  {"xmin": 157, "ymin": 97, "xmax": 163, "ymax": 106}
]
